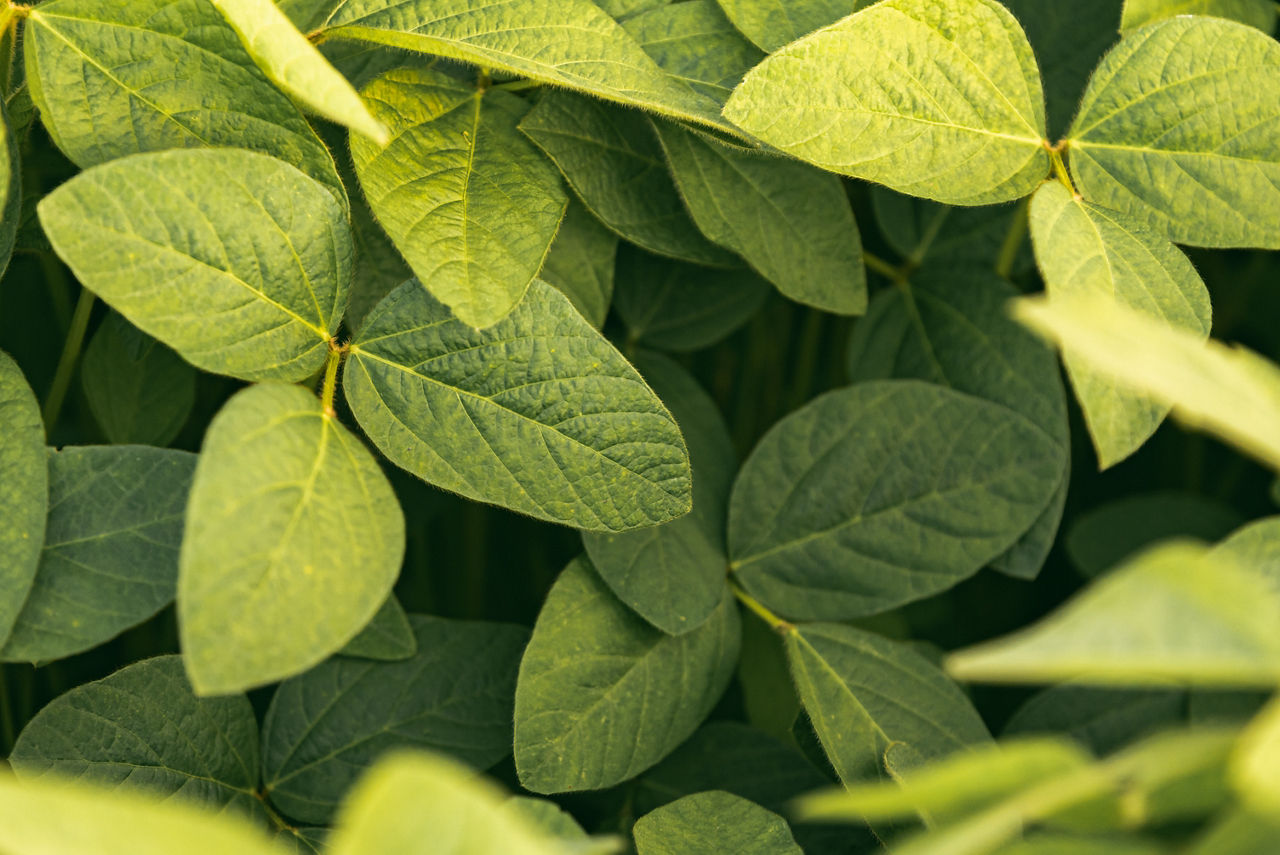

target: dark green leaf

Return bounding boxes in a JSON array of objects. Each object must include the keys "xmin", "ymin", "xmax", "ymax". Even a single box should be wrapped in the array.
[
  {"xmin": 338, "ymin": 594, "xmax": 416, "ymax": 661},
  {"xmin": 0, "ymin": 350, "xmax": 46, "ymax": 647},
  {"xmin": 633, "ymin": 791, "xmax": 802, "ymax": 855},
  {"xmin": 540, "ymin": 199, "xmax": 617, "ymax": 330}
]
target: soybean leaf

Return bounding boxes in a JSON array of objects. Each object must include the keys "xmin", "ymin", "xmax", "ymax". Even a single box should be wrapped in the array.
[
  {"xmin": 999, "ymin": 836, "xmax": 1168, "ymax": 855},
  {"xmin": 38, "ymin": 149, "xmax": 352, "ymax": 383},
  {"xmin": 728, "ymin": 381, "xmax": 1061, "ymax": 620},
  {"xmin": 1187, "ymin": 811, "xmax": 1280, "ymax": 855},
  {"xmin": 1, "ymin": 446, "xmax": 195, "ymax": 664},
  {"xmin": 0, "ymin": 770, "xmax": 287, "ymax": 855},
  {"xmin": 1066, "ymin": 16, "xmax": 1280, "ymax": 248},
  {"xmin": 654, "ymin": 121, "xmax": 867, "ymax": 315},
  {"xmin": 1029, "ymin": 181, "xmax": 1211, "ymax": 469},
  {"xmin": 724, "ymin": 0, "xmax": 1050, "ymax": 205},
  {"xmin": 1013, "ymin": 296, "xmax": 1280, "ymax": 473},
  {"xmin": 513, "ymin": 556, "xmax": 741, "ymax": 793},
  {"xmin": 179, "ymin": 383, "xmax": 405, "ymax": 696},
  {"xmin": 601, "ymin": 0, "xmax": 673, "ymax": 20},
  {"xmin": 345, "ymin": 279, "xmax": 692, "ymax": 532},
  {"xmin": 846, "ymin": 268, "xmax": 1069, "ymax": 580},
  {"xmin": 210, "ymin": 0, "xmax": 388, "ymax": 143},
  {"xmin": 520, "ymin": 91, "xmax": 734, "ymax": 266},
  {"xmin": 0, "ymin": 350, "xmax": 46, "ymax": 647},
  {"xmin": 869, "ymin": 191, "xmax": 1034, "ymax": 272},
  {"xmin": 1213, "ymin": 517, "xmax": 1280, "ymax": 593},
  {"xmin": 80, "ymin": 313, "xmax": 195, "ymax": 446},
  {"xmin": 1230, "ymin": 694, "xmax": 1280, "ymax": 813},
  {"xmin": 624, "ymin": 1, "xmax": 764, "ymax": 106},
  {"xmin": 614, "ymin": 247, "xmax": 770, "ymax": 351},
  {"xmin": 948, "ymin": 541, "xmax": 1280, "ymax": 686},
  {"xmin": 634, "ymin": 791, "xmax": 802, "ymax": 855},
  {"xmin": 715, "ymin": 0, "xmax": 859, "ymax": 51},
  {"xmin": 582, "ymin": 354, "xmax": 735, "ymax": 635},
  {"xmin": 24, "ymin": 0, "xmax": 342, "ymax": 198},
  {"xmin": 540, "ymin": 200, "xmax": 617, "ymax": 330},
  {"xmin": 0, "ymin": 97, "xmax": 18, "ymax": 279},
  {"xmin": 1003, "ymin": 685, "xmax": 1187, "ymax": 755},
  {"xmin": 276, "ymin": 828, "xmax": 328, "ymax": 855},
  {"xmin": 351, "ymin": 67, "xmax": 567, "ymax": 329},
  {"xmin": 1066, "ymin": 492, "xmax": 1243, "ymax": 578},
  {"xmin": 502, "ymin": 797, "xmax": 591, "ymax": 842},
  {"xmin": 337, "ymin": 594, "xmax": 416, "ymax": 661},
  {"xmin": 786, "ymin": 623, "xmax": 990, "ymax": 785},
  {"xmin": 261, "ymin": 615, "xmax": 527, "ymax": 824},
  {"xmin": 1120, "ymin": 0, "xmax": 1277, "ymax": 31},
  {"xmin": 313, "ymin": 0, "xmax": 736, "ymax": 135},
  {"xmin": 9, "ymin": 656, "xmax": 263, "ymax": 821}
]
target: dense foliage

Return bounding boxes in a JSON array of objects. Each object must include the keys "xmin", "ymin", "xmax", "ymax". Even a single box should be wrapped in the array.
[{"xmin": 1, "ymin": 0, "xmax": 1280, "ymax": 852}]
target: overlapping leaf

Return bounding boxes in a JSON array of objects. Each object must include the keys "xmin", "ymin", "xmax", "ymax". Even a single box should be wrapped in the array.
[
  {"xmin": 1120, "ymin": 0, "xmax": 1277, "ymax": 32},
  {"xmin": 724, "ymin": 0, "xmax": 1050, "ymax": 205},
  {"xmin": 0, "ymin": 98, "xmax": 18, "ymax": 279},
  {"xmin": 0, "ymin": 351, "xmax": 46, "ymax": 647},
  {"xmin": 352, "ymin": 67, "xmax": 567, "ymax": 329},
  {"xmin": 634, "ymin": 791, "xmax": 802, "ymax": 855},
  {"xmin": 540, "ymin": 200, "xmax": 617, "ymax": 329},
  {"xmin": 179, "ymin": 383, "xmax": 405, "ymax": 695},
  {"xmin": 338, "ymin": 595, "xmax": 416, "ymax": 661},
  {"xmin": 715, "ymin": 0, "xmax": 860, "ymax": 51},
  {"xmin": 38, "ymin": 149, "xmax": 352, "ymax": 383},
  {"xmin": 624, "ymin": 1, "xmax": 763, "ymax": 105},
  {"xmin": 345, "ymin": 279, "xmax": 692, "ymax": 532}
]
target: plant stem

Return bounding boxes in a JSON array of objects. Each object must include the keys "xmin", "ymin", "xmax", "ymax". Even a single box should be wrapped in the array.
[
  {"xmin": 864, "ymin": 251, "xmax": 904, "ymax": 282},
  {"xmin": 1049, "ymin": 146, "xmax": 1076, "ymax": 195},
  {"xmin": 729, "ymin": 579, "xmax": 794, "ymax": 634},
  {"xmin": 42, "ymin": 286, "xmax": 95, "ymax": 430},
  {"xmin": 995, "ymin": 196, "xmax": 1030, "ymax": 279},
  {"xmin": 494, "ymin": 78, "xmax": 543, "ymax": 93},
  {"xmin": 320, "ymin": 342, "xmax": 344, "ymax": 417}
]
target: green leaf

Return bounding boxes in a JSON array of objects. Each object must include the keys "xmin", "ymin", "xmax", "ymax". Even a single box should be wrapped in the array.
[
  {"xmin": 80, "ymin": 313, "xmax": 195, "ymax": 446},
  {"xmin": 9, "ymin": 656, "xmax": 264, "ymax": 821},
  {"xmin": 785, "ymin": 623, "xmax": 990, "ymax": 785},
  {"xmin": 984, "ymin": 835, "xmax": 1169, "ymax": 855},
  {"xmin": 653, "ymin": 121, "xmax": 867, "ymax": 315},
  {"xmin": 1212, "ymin": 517, "xmax": 1280, "ymax": 593},
  {"xmin": 540, "ymin": 200, "xmax": 617, "ymax": 330},
  {"xmin": 210, "ymin": 0, "xmax": 388, "ymax": 143},
  {"xmin": 514, "ymin": 556, "xmax": 740, "ymax": 793},
  {"xmin": 276, "ymin": 828, "xmax": 327, "ymax": 855},
  {"xmin": 869, "ymin": 191, "xmax": 1033, "ymax": 272},
  {"xmin": 634, "ymin": 791, "xmax": 802, "ymax": 855},
  {"xmin": 326, "ymin": 751, "xmax": 571, "ymax": 855},
  {"xmin": 314, "ymin": 0, "xmax": 737, "ymax": 135},
  {"xmin": 614, "ymin": 247, "xmax": 770, "ymax": 352},
  {"xmin": 948, "ymin": 541, "xmax": 1280, "ymax": 686},
  {"xmin": 351, "ymin": 67, "xmax": 567, "ymax": 329},
  {"xmin": 179, "ymin": 382, "xmax": 405, "ymax": 695},
  {"xmin": 846, "ymin": 268, "xmax": 1069, "ymax": 580},
  {"xmin": 623, "ymin": 1, "xmax": 764, "ymax": 105},
  {"xmin": 1013, "ymin": 295, "xmax": 1280, "ymax": 473},
  {"xmin": 1120, "ymin": 0, "xmax": 1277, "ymax": 32},
  {"xmin": 728, "ymin": 381, "xmax": 1061, "ymax": 620},
  {"xmin": 582, "ymin": 354, "xmax": 735, "ymax": 635},
  {"xmin": 261, "ymin": 615, "xmax": 527, "ymax": 824},
  {"xmin": 337, "ymin": 594, "xmax": 416, "ymax": 661},
  {"xmin": 24, "ymin": 0, "xmax": 343, "ymax": 198},
  {"xmin": 0, "ymin": 350, "xmax": 46, "ymax": 647},
  {"xmin": 38, "ymin": 149, "xmax": 352, "ymax": 383},
  {"xmin": 345, "ymin": 279, "xmax": 692, "ymax": 532},
  {"xmin": 0, "ymin": 98, "xmax": 19, "ymax": 279},
  {"xmin": 600, "ymin": 0, "xmax": 673, "ymax": 20},
  {"xmin": 0, "ymin": 768, "xmax": 287, "ymax": 855},
  {"xmin": 715, "ymin": 0, "xmax": 860, "ymax": 51},
  {"xmin": 1187, "ymin": 809, "xmax": 1280, "ymax": 855},
  {"xmin": 1028, "ymin": 181, "xmax": 1211, "ymax": 468},
  {"xmin": 1066, "ymin": 16, "xmax": 1280, "ymax": 248},
  {"xmin": 519, "ymin": 91, "xmax": 735, "ymax": 266},
  {"xmin": 1003, "ymin": 684, "xmax": 1187, "ymax": 755},
  {"xmin": 1231, "ymin": 694, "xmax": 1280, "ymax": 813},
  {"xmin": 501, "ymin": 797, "xmax": 591, "ymax": 842},
  {"xmin": 1, "ymin": 446, "xmax": 195, "ymax": 664},
  {"xmin": 724, "ymin": 0, "xmax": 1050, "ymax": 205}
]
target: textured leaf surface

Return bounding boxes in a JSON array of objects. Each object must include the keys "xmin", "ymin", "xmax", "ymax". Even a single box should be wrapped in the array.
[
  {"xmin": 786, "ymin": 623, "xmax": 990, "ymax": 784},
  {"xmin": 716, "ymin": 0, "xmax": 859, "ymax": 51},
  {"xmin": 514, "ymin": 557, "xmax": 741, "ymax": 793},
  {"xmin": 262, "ymin": 615, "xmax": 527, "ymax": 823},
  {"xmin": 346, "ymin": 279, "xmax": 692, "ymax": 532},
  {"xmin": 1121, "ymin": 0, "xmax": 1277, "ymax": 31},
  {"xmin": 540, "ymin": 200, "xmax": 617, "ymax": 329},
  {"xmin": 0, "ymin": 99, "xmax": 18, "ymax": 279},
  {"xmin": 352, "ymin": 67, "xmax": 567, "ymax": 329},
  {"xmin": 633, "ymin": 791, "xmax": 801, "ymax": 855},
  {"xmin": 1014, "ymin": 296, "xmax": 1280, "ymax": 473},
  {"xmin": 846, "ymin": 269, "xmax": 1069, "ymax": 580},
  {"xmin": 724, "ymin": 0, "xmax": 1050, "ymax": 205},
  {"xmin": 81, "ymin": 313, "xmax": 195, "ymax": 446},
  {"xmin": 728, "ymin": 381, "xmax": 1061, "ymax": 620},
  {"xmin": 583, "ymin": 354, "xmax": 735, "ymax": 635},
  {"xmin": 0, "ymin": 350, "xmax": 46, "ymax": 647},
  {"xmin": 179, "ymin": 383, "xmax": 405, "ymax": 695},
  {"xmin": 338, "ymin": 594, "xmax": 416, "ymax": 661},
  {"xmin": 24, "ymin": 0, "xmax": 342, "ymax": 196},
  {"xmin": 1067, "ymin": 16, "xmax": 1280, "ymax": 248},
  {"xmin": 1, "ymin": 446, "xmax": 195, "ymax": 664},
  {"xmin": 654, "ymin": 121, "xmax": 866, "ymax": 315},
  {"xmin": 1029, "ymin": 181, "xmax": 1211, "ymax": 468},
  {"xmin": 317, "ymin": 0, "xmax": 735, "ymax": 134},
  {"xmin": 210, "ymin": 0, "xmax": 388, "ymax": 142},
  {"xmin": 0, "ymin": 770, "xmax": 287, "ymax": 855},
  {"xmin": 39, "ymin": 149, "xmax": 351, "ymax": 383},
  {"xmin": 10, "ymin": 657, "xmax": 263, "ymax": 820},
  {"xmin": 948, "ymin": 541, "xmax": 1280, "ymax": 686},
  {"xmin": 624, "ymin": 1, "xmax": 763, "ymax": 105},
  {"xmin": 520, "ymin": 91, "xmax": 734, "ymax": 265}
]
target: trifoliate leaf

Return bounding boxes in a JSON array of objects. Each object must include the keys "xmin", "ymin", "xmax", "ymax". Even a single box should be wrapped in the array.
[{"xmin": 0, "ymin": 350, "xmax": 46, "ymax": 648}]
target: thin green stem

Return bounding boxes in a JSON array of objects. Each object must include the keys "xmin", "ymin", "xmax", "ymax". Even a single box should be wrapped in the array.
[
  {"xmin": 994, "ymin": 196, "xmax": 1030, "ymax": 279},
  {"xmin": 1049, "ymin": 146, "xmax": 1075, "ymax": 195},
  {"xmin": 42, "ymin": 286, "xmax": 95, "ymax": 430},
  {"xmin": 320, "ymin": 343, "xmax": 344, "ymax": 417},
  {"xmin": 493, "ymin": 78, "xmax": 543, "ymax": 93},
  {"xmin": 864, "ymin": 251, "xmax": 905, "ymax": 282},
  {"xmin": 729, "ymin": 580, "xmax": 794, "ymax": 634}
]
